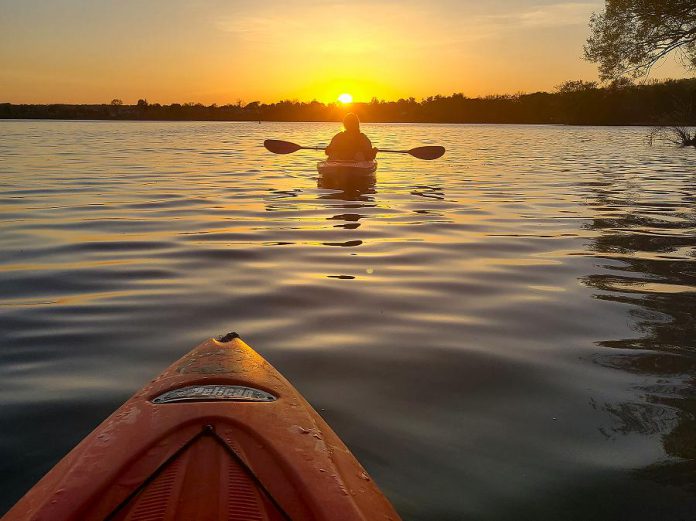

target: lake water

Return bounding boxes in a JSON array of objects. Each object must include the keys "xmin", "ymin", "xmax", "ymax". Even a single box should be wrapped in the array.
[{"xmin": 1, "ymin": 121, "xmax": 695, "ymax": 520}]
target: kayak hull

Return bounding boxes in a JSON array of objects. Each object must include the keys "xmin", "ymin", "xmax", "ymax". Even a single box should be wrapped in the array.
[
  {"xmin": 4, "ymin": 334, "xmax": 400, "ymax": 521},
  {"xmin": 317, "ymin": 160, "xmax": 377, "ymax": 177}
]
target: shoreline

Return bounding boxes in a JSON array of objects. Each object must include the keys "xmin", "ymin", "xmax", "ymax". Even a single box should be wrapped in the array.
[
  {"xmin": 3, "ymin": 78, "xmax": 695, "ymax": 127},
  {"xmin": 0, "ymin": 118, "xmax": 683, "ymax": 127}
]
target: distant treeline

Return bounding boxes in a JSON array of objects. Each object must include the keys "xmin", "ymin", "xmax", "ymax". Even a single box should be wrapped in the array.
[{"xmin": 2, "ymin": 78, "xmax": 695, "ymax": 125}]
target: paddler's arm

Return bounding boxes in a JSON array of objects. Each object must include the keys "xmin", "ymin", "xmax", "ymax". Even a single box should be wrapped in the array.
[
  {"xmin": 362, "ymin": 134, "xmax": 378, "ymax": 160},
  {"xmin": 325, "ymin": 134, "xmax": 339, "ymax": 156}
]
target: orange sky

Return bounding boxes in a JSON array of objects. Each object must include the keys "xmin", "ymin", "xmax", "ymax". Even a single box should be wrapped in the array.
[{"xmin": 0, "ymin": 0, "xmax": 689, "ymax": 104}]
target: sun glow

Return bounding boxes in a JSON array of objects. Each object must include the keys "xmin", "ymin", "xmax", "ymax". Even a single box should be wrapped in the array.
[{"xmin": 338, "ymin": 93, "xmax": 353, "ymax": 104}]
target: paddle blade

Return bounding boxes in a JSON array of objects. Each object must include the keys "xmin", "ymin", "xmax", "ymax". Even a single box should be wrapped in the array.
[
  {"xmin": 408, "ymin": 146, "xmax": 446, "ymax": 160},
  {"xmin": 264, "ymin": 139, "xmax": 302, "ymax": 154}
]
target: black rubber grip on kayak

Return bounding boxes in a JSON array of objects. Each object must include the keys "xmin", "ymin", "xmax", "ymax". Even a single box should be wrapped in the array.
[{"xmin": 218, "ymin": 331, "xmax": 240, "ymax": 342}]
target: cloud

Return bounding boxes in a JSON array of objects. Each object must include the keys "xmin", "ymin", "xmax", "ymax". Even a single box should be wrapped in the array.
[
  {"xmin": 450, "ymin": 2, "xmax": 597, "ymax": 37},
  {"xmin": 425, "ymin": 2, "xmax": 598, "ymax": 47},
  {"xmin": 214, "ymin": 2, "xmax": 432, "ymax": 55},
  {"xmin": 213, "ymin": 1, "xmax": 598, "ymax": 56},
  {"xmin": 516, "ymin": 2, "xmax": 598, "ymax": 28}
]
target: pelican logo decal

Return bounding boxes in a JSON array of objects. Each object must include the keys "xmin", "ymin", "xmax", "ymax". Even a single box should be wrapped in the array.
[{"xmin": 152, "ymin": 385, "xmax": 276, "ymax": 404}]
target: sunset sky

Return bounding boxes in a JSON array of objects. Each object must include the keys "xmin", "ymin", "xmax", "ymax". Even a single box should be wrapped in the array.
[{"xmin": 0, "ymin": 0, "xmax": 688, "ymax": 104}]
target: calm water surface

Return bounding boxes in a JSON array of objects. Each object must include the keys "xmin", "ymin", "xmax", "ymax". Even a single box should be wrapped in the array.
[{"xmin": 1, "ymin": 121, "xmax": 695, "ymax": 519}]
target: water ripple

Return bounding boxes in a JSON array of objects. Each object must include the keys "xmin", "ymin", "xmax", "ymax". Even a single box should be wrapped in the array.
[{"xmin": 1, "ymin": 121, "xmax": 695, "ymax": 519}]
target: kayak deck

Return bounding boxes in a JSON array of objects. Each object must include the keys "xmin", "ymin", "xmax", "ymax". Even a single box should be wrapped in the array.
[
  {"xmin": 5, "ymin": 334, "xmax": 400, "ymax": 521},
  {"xmin": 317, "ymin": 160, "xmax": 377, "ymax": 176}
]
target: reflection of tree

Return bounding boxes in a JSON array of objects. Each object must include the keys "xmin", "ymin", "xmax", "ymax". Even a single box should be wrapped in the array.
[{"xmin": 581, "ymin": 182, "xmax": 696, "ymax": 491}]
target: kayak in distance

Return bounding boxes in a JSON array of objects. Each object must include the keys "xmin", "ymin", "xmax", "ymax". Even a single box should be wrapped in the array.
[
  {"xmin": 5, "ymin": 334, "xmax": 401, "ymax": 521},
  {"xmin": 316, "ymin": 160, "xmax": 378, "ymax": 177}
]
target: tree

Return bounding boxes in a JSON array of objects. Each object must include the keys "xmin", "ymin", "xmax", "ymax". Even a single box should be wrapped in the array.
[
  {"xmin": 585, "ymin": 0, "xmax": 696, "ymax": 80},
  {"xmin": 555, "ymin": 80, "xmax": 598, "ymax": 93},
  {"xmin": 608, "ymin": 77, "xmax": 634, "ymax": 90},
  {"xmin": 110, "ymin": 98, "xmax": 123, "ymax": 106},
  {"xmin": 649, "ymin": 125, "xmax": 696, "ymax": 147}
]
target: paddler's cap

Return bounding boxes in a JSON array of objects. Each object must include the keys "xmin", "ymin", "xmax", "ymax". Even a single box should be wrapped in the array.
[{"xmin": 343, "ymin": 113, "xmax": 360, "ymax": 132}]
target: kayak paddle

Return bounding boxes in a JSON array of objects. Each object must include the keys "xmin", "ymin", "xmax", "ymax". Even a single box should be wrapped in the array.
[{"xmin": 264, "ymin": 139, "xmax": 445, "ymax": 160}]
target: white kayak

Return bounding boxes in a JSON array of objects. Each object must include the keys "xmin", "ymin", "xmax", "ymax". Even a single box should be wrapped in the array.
[{"xmin": 317, "ymin": 160, "xmax": 378, "ymax": 176}]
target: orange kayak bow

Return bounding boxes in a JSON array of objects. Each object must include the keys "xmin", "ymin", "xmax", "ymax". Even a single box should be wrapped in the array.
[{"xmin": 4, "ymin": 334, "xmax": 400, "ymax": 521}]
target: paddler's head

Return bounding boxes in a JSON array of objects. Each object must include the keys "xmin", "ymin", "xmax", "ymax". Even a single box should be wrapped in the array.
[{"xmin": 343, "ymin": 113, "xmax": 360, "ymax": 133}]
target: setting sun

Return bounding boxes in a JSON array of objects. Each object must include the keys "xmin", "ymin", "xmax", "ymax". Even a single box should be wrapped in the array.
[{"xmin": 338, "ymin": 93, "xmax": 353, "ymax": 104}]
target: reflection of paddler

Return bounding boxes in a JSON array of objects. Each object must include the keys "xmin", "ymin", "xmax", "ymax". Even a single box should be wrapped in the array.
[
  {"xmin": 317, "ymin": 166, "xmax": 376, "ymax": 201},
  {"xmin": 318, "ymin": 168, "xmax": 375, "ymax": 191}
]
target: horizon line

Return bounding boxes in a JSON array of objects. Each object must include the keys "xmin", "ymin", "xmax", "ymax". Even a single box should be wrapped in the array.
[{"xmin": 4, "ymin": 76, "xmax": 694, "ymax": 107}]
